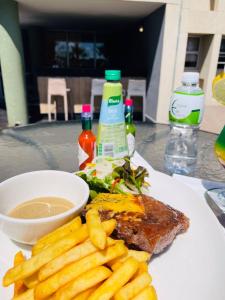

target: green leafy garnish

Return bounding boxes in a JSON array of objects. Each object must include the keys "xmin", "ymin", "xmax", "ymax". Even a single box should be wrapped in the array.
[
  {"xmin": 113, "ymin": 157, "xmax": 150, "ymax": 194},
  {"xmin": 76, "ymin": 157, "xmax": 150, "ymax": 198}
]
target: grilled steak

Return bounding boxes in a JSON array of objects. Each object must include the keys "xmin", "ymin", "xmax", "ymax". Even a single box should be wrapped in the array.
[{"xmin": 86, "ymin": 193, "xmax": 189, "ymax": 254}]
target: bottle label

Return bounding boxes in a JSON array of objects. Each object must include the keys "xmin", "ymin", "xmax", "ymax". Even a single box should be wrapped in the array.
[
  {"xmin": 97, "ymin": 95, "xmax": 128, "ymax": 158},
  {"xmin": 97, "ymin": 123, "xmax": 128, "ymax": 158},
  {"xmin": 108, "ymin": 95, "xmax": 121, "ymax": 106},
  {"xmin": 127, "ymin": 133, "xmax": 135, "ymax": 156},
  {"xmin": 78, "ymin": 143, "xmax": 89, "ymax": 167},
  {"xmin": 169, "ymin": 92, "xmax": 204, "ymax": 125}
]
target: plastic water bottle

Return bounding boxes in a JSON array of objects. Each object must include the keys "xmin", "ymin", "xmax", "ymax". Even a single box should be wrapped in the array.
[{"xmin": 164, "ymin": 72, "xmax": 205, "ymax": 175}]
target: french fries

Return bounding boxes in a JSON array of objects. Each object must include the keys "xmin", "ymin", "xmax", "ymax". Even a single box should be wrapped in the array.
[
  {"xmin": 88, "ymin": 257, "xmax": 139, "ymax": 300},
  {"xmin": 4, "ymin": 224, "xmax": 88, "ymax": 286},
  {"xmin": 39, "ymin": 237, "xmax": 116, "ymax": 280},
  {"xmin": 35, "ymin": 242, "xmax": 127, "ymax": 299},
  {"xmin": 108, "ymin": 249, "xmax": 151, "ymax": 268},
  {"xmin": 114, "ymin": 272, "xmax": 152, "ymax": 300},
  {"xmin": 55, "ymin": 266, "xmax": 112, "ymax": 299},
  {"xmin": 32, "ymin": 216, "xmax": 82, "ymax": 255},
  {"xmin": 3, "ymin": 219, "xmax": 115, "ymax": 287},
  {"xmin": 132, "ymin": 285, "xmax": 158, "ymax": 300},
  {"xmin": 23, "ymin": 272, "xmax": 39, "ymax": 289},
  {"xmin": 3, "ymin": 214, "xmax": 157, "ymax": 300},
  {"xmin": 86, "ymin": 209, "xmax": 107, "ymax": 250},
  {"xmin": 13, "ymin": 288, "xmax": 34, "ymax": 300},
  {"xmin": 71, "ymin": 284, "xmax": 100, "ymax": 300},
  {"xmin": 13, "ymin": 251, "xmax": 27, "ymax": 297},
  {"xmin": 135, "ymin": 262, "xmax": 149, "ymax": 275}
]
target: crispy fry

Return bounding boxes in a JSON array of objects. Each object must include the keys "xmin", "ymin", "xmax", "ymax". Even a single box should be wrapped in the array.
[
  {"xmin": 71, "ymin": 284, "xmax": 100, "ymax": 300},
  {"xmin": 13, "ymin": 251, "xmax": 27, "ymax": 297},
  {"xmin": 55, "ymin": 266, "xmax": 112, "ymax": 300},
  {"xmin": 127, "ymin": 250, "xmax": 151, "ymax": 262},
  {"xmin": 137, "ymin": 262, "xmax": 148, "ymax": 274},
  {"xmin": 108, "ymin": 250, "xmax": 150, "ymax": 268},
  {"xmin": 35, "ymin": 242, "xmax": 127, "ymax": 299},
  {"xmin": 132, "ymin": 262, "xmax": 149, "ymax": 279},
  {"xmin": 111, "ymin": 261, "xmax": 123, "ymax": 271},
  {"xmin": 39, "ymin": 237, "xmax": 116, "ymax": 280},
  {"xmin": 32, "ymin": 217, "xmax": 81, "ymax": 255},
  {"xmin": 4, "ymin": 224, "xmax": 87, "ymax": 287},
  {"xmin": 88, "ymin": 257, "xmax": 139, "ymax": 300},
  {"xmin": 114, "ymin": 272, "xmax": 152, "ymax": 300},
  {"xmin": 23, "ymin": 272, "xmax": 39, "ymax": 289},
  {"xmin": 132, "ymin": 285, "xmax": 157, "ymax": 300},
  {"xmin": 3, "ymin": 220, "xmax": 116, "ymax": 287},
  {"xmin": 86, "ymin": 209, "xmax": 107, "ymax": 250},
  {"xmin": 112, "ymin": 261, "xmax": 148, "ymax": 274},
  {"xmin": 13, "ymin": 288, "xmax": 34, "ymax": 300}
]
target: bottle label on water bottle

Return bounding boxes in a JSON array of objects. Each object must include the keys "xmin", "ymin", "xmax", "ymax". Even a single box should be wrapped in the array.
[{"xmin": 169, "ymin": 92, "xmax": 204, "ymax": 125}]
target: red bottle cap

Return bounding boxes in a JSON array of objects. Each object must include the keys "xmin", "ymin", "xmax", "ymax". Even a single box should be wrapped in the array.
[
  {"xmin": 125, "ymin": 99, "xmax": 133, "ymax": 106},
  {"xmin": 82, "ymin": 104, "xmax": 91, "ymax": 113}
]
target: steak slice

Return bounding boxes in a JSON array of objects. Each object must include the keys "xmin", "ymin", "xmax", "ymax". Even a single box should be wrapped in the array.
[{"xmin": 86, "ymin": 194, "xmax": 189, "ymax": 254}]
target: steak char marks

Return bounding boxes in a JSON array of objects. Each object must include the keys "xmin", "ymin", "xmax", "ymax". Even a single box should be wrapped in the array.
[{"xmin": 91, "ymin": 194, "xmax": 189, "ymax": 254}]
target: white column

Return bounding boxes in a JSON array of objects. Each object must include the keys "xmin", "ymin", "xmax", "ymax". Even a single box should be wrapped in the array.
[
  {"xmin": 156, "ymin": 3, "xmax": 181, "ymax": 123},
  {"xmin": 173, "ymin": 32, "xmax": 188, "ymax": 88},
  {"xmin": 0, "ymin": 0, "xmax": 28, "ymax": 126},
  {"xmin": 200, "ymin": 33, "xmax": 222, "ymax": 105}
]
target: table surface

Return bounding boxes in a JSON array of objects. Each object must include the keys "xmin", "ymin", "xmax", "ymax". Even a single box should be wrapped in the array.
[{"xmin": 0, "ymin": 121, "xmax": 224, "ymax": 183}]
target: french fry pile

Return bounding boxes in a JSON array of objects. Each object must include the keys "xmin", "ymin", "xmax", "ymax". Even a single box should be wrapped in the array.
[{"xmin": 3, "ymin": 209, "xmax": 157, "ymax": 300}]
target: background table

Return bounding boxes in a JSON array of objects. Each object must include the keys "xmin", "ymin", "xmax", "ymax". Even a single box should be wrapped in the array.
[{"xmin": 0, "ymin": 121, "xmax": 224, "ymax": 183}]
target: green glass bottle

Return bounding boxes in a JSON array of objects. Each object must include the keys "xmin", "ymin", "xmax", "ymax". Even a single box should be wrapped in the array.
[{"xmin": 125, "ymin": 99, "xmax": 136, "ymax": 156}]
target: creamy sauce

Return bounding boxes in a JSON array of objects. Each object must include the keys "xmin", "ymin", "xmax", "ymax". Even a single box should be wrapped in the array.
[{"xmin": 8, "ymin": 197, "xmax": 74, "ymax": 219}]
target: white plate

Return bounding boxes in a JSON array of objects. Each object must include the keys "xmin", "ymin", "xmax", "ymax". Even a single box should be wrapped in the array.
[{"xmin": 1, "ymin": 169, "xmax": 225, "ymax": 299}]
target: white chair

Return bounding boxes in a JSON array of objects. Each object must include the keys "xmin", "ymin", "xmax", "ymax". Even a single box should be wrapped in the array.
[
  {"xmin": 90, "ymin": 79, "xmax": 105, "ymax": 112},
  {"xmin": 47, "ymin": 78, "xmax": 70, "ymax": 121},
  {"xmin": 127, "ymin": 79, "xmax": 146, "ymax": 121}
]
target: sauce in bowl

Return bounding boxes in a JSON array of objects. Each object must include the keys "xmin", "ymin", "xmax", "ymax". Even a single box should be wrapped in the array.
[{"xmin": 8, "ymin": 197, "xmax": 74, "ymax": 219}]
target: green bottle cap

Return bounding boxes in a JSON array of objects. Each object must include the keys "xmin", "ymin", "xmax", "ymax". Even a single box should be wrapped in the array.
[{"xmin": 105, "ymin": 70, "xmax": 121, "ymax": 81}]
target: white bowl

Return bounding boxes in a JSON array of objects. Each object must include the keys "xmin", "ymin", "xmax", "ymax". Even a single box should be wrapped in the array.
[{"xmin": 0, "ymin": 170, "xmax": 89, "ymax": 245}]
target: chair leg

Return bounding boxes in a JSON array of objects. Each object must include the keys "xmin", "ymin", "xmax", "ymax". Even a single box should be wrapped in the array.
[
  {"xmin": 90, "ymin": 94, "xmax": 94, "ymax": 113},
  {"xmin": 47, "ymin": 94, "xmax": 52, "ymax": 122},
  {"xmin": 53, "ymin": 102, "xmax": 57, "ymax": 121},
  {"xmin": 64, "ymin": 94, "xmax": 68, "ymax": 121}
]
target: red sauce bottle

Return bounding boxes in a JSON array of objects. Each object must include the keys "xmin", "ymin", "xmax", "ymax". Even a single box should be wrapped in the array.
[{"xmin": 78, "ymin": 104, "xmax": 96, "ymax": 170}]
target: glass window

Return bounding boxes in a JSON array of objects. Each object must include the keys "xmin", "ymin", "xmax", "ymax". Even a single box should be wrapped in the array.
[
  {"xmin": 96, "ymin": 42, "xmax": 107, "ymax": 68},
  {"xmin": 186, "ymin": 37, "xmax": 200, "ymax": 52},
  {"xmin": 44, "ymin": 30, "xmax": 109, "ymax": 70},
  {"xmin": 96, "ymin": 33, "xmax": 109, "ymax": 69},
  {"xmin": 185, "ymin": 36, "xmax": 200, "ymax": 69},
  {"xmin": 217, "ymin": 38, "xmax": 225, "ymax": 70},
  {"xmin": 68, "ymin": 32, "xmax": 94, "ymax": 68},
  {"xmin": 45, "ymin": 31, "xmax": 67, "ymax": 68},
  {"xmin": 220, "ymin": 39, "xmax": 225, "ymax": 52},
  {"xmin": 185, "ymin": 54, "xmax": 198, "ymax": 68},
  {"xmin": 54, "ymin": 41, "xmax": 68, "ymax": 68}
]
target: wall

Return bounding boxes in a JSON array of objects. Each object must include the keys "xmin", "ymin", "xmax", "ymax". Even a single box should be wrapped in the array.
[
  {"xmin": 183, "ymin": 0, "xmax": 216, "ymax": 11},
  {"xmin": 156, "ymin": 3, "xmax": 181, "ymax": 123},
  {"xmin": 173, "ymin": 1, "xmax": 225, "ymax": 110},
  {"xmin": 143, "ymin": 6, "xmax": 165, "ymax": 121}
]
